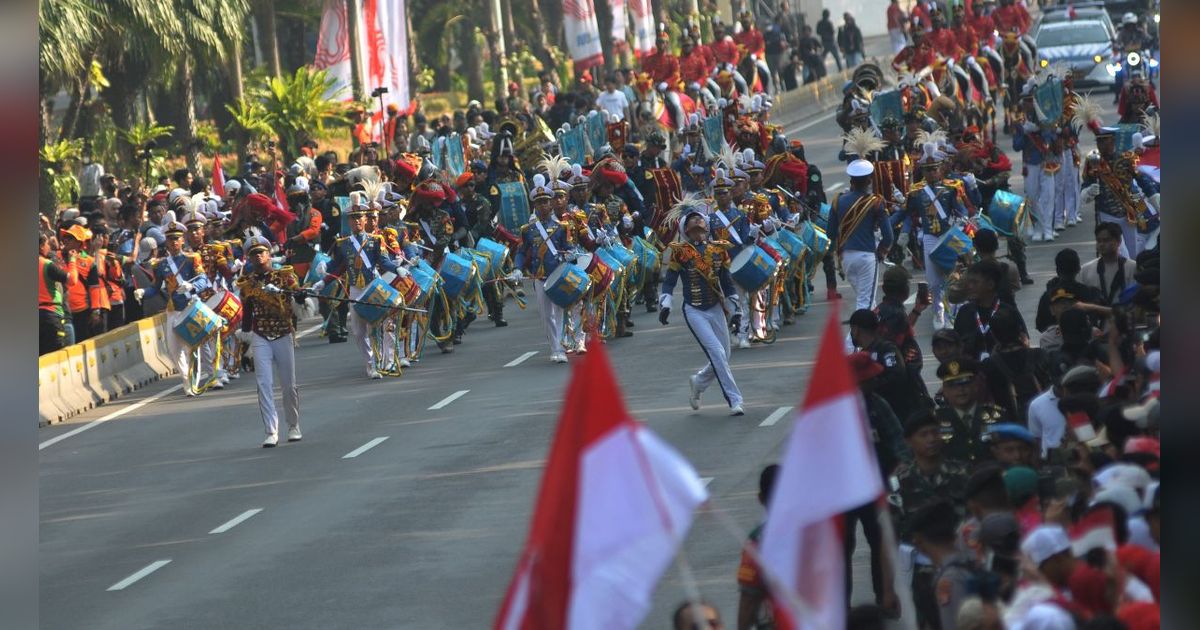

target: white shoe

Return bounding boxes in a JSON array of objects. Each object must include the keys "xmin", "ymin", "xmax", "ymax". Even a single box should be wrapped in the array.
[
  {"xmin": 730, "ymin": 404, "xmax": 745, "ymax": 416},
  {"xmin": 574, "ymin": 340, "xmax": 587, "ymax": 354},
  {"xmin": 1067, "ymin": 218, "xmax": 1078, "ymax": 227},
  {"xmin": 185, "ymin": 388, "xmax": 197, "ymax": 398},
  {"xmin": 688, "ymin": 375, "xmax": 702, "ymax": 410},
  {"xmin": 399, "ymin": 358, "xmax": 412, "ymax": 368},
  {"xmin": 211, "ymin": 380, "xmax": 225, "ymax": 390},
  {"xmin": 1030, "ymin": 233, "xmax": 1044, "ymax": 242},
  {"xmin": 552, "ymin": 353, "xmax": 568, "ymax": 364},
  {"xmin": 287, "ymin": 426, "xmax": 302, "ymax": 442},
  {"xmin": 737, "ymin": 338, "xmax": 751, "ymax": 349},
  {"xmin": 230, "ymin": 372, "xmax": 241, "ymax": 380},
  {"xmin": 262, "ymin": 433, "xmax": 278, "ymax": 448},
  {"xmin": 367, "ymin": 368, "xmax": 382, "ymax": 379}
]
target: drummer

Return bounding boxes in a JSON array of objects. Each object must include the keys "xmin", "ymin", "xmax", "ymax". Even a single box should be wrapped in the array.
[
  {"xmin": 658, "ymin": 199, "xmax": 745, "ymax": 416},
  {"xmin": 709, "ymin": 169, "xmax": 753, "ymax": 349},
  {"xmin": 236, "ymin": 235, "xmax": 305, "ymax": 448},
  {"xmin": 311, "ymin": 200, "xmax": 399, "ymax": 379},
  {"xmin": 555, "ymin": 177, "xmax": 596, "ymax": 354},
  {"xmin": 132, "ymin": 220, "xmax": 209, "ymax": 396},
  {"xmin": 826, "ymin": 159, "xmax": 893, "ymax": 311},
  {"xmin": 510, "ymin": 176, "xmax": 573, "ymax": 364},
  {"xmin": 897, "ymin": 145, "xmax": 970, "ymax": 330},
  {"xmin": 184, "ymin": 208, "xmax": 236, "ymax": 390}
]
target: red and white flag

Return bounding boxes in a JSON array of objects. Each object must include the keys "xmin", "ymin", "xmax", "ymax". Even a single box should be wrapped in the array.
[
  {"xmin": 610, "ymin": 0, "xmax": 628, "ymax": 55},
  {"xmin": 495, "ymin": 340, "xmax": 708, "ymax": 630},
  {"xmin": 275, "ymin": 177, "xmax": 288, "ymax": 211},
  {"xmin": 759, "ymin": 308, "xmax": 885, "ymax": 630},
  {"xmin": 1070, "ymin": 506, "xmax": 1117, "ymax": 556},
  {"xmin": 211, "ymin": 155, "xmax": 226, "ymax": 198},
  {"xmin": 562, "ymin": 0, "xmax": 605, "ymax": 71},
  {"xmin": 629, "ymin": 0, "xmax": 655, "ymax": 58}
]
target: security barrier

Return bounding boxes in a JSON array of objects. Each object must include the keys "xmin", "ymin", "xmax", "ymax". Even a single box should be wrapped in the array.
[{"xmin": 38, "ymin": 313, "xmax": 176, "ymax": 427}]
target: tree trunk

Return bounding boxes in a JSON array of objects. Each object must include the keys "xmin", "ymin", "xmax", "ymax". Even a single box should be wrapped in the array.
[
  {"xmin": 101, "ymin": 61, "xmax": 137, "ymax": 167},
  {"xmin": 39, "ymin": 77, "xmax": 58, "ymax": 218},
  {"xmin": 595, "ymin": 0, "xmax": 614, "ymax": 75},
  {"xmin": 462, "ymin": 19, "xmax": 486, "ymax": 102},
  {"xmin": 58, "ymin": 81, "xmax": 84, "ymax": 143},
  {"xmin": 486, "ymin": 0, "xmax": 509, "ymax": 103},
  {"xmin": 346, "ymin": 0, "xmax": 365, "ymax": 100},
  {"xmin": 180, "ymin": 57, "xmax": 201, "ymax": 176},
  {"xmin": 256, "ymin": 0, "xmax": 282, "ymax": 78},
  {"xmin": 501, "ymin": 0, "xmax": 517, "ymax": 52},
  {"xmin": 406, "ymin": 4, "xmax": 420, "ymax": 91},
  {"xmin": 528, "ymin": 0, "xmax": 554, "ymax": 69}
]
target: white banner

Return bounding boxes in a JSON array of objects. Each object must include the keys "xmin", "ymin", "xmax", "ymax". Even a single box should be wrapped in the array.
[
  {"xmin": 610, "ymin": 0, "xmax": 628, "ymax": 55},
  {"xmin": 563, "ymin": 0, "xmax": 604, "ymax": 70},
  {"xmin": 313, "ymin": 0, "xmax": 409, "ymax": 140},
  {"xmin": 629, "ymin": 0, "xmax": 654, "ymax": 58}
]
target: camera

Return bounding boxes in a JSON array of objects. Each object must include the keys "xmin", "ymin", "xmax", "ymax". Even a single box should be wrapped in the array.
[{"xmin": 371, "ymin": 87, "xmax": 389, "ymax": 97}]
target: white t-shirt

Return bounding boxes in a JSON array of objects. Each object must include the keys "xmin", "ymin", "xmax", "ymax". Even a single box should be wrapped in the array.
[
  {"xmin": 595, "ymin": 90, "xmax": 629, "ymax": 121},
  {"xmin": 1027, "ymin": 389, "xmax": 1065, "ymax": 457},
  {"xmin": 79, "ymin": 162, "xmax": 105, "ymax": 198}
]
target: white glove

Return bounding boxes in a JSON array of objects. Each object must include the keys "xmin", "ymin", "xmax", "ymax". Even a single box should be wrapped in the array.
[
  {"xmin": 892, "ymin": 186, "xmax": 905, "ymax": 204},
  {"xmin": 621, "ymin": 215, "xmax": 633, "ymax": 229},
  {"xmin": 133, "ymin": 288, "xmax": 145, "ymax": 303},
  {"xmin": 962, "ymin": 173, "xmax": 977, "ymax": 189},
  {"xmin": 748, "ymin": 223, "xmax": 761, "ymax": 239},
  {"xmin": 229, "ymin": 259, "xmax": 243, "ymax": 274},
  {"xmin": 264, "ymin": 283, "xmax": 283, "ymax": 294},
  {"xmin": 508, "ymin": 269, "xmax": 524, "ymax": 283},
  {"xmin": 1081, "ymin": 184, "xmax": 1100, "ymax": 201},
  {"xmin": 311, "ymin": 279, "xmax": 326, "ymax": 293},
  {"xmin": 176, "ymin": 281, "xmax": 194, "ymax": 294},
  {"xmin": 395, "ymin": 265, "xmax": 411, "ymax": 278},
  {"xmin": 188, "ymin": 295, "xmax": 200, "ymax": 306},
  {"xmin": 1022, "ymin": 121, "xmax": 1038, "ymax": 133},
  {"xmin": 631, "ymin": 211, "xmax": 640, "ymax": 220}
]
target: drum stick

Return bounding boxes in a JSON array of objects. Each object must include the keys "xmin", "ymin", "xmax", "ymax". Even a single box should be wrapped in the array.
[{"xmin": 287, "ymin": 288, "xmax": 429, "ymax": 313}]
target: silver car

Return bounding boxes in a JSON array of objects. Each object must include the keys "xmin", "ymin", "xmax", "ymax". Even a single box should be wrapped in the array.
[{"xmin": 1034, "ymin": 20, "xmax": 1115, "ymax": 87}]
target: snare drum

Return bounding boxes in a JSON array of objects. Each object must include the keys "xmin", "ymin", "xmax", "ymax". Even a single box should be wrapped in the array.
[
  {"xmin": 318, "ymin": 276, "xmax": 347, "ymax": 300},
  {"xmin": 603, "ymin": 244, "xmax": 637, "ymax": 275},
  {"xmin": 632, "ymin": 237, "xmax": 661, "ymax": 275},
  {"xmin": 542, "ymin": 262, "xmax": 592, "ymax": 308},
  {"xmin": 929, "ymin": 227, "xmax": 974, "ymax": 273},
  {"xmin": 305, "ymin": 252, "xmax": 332, "ymax": 286},
  {"xmin": 762, "ymin": 235, "xmax": 790, "ymax": 268},
  {"xmin": 730, "ymin": 245, "xmax": 778, "ymax": 292},
  {"xmin": 389, "ymin": 272, "xmax": 422, "ymax": 306},
  {"xmin": 174, "ymin": 300, "xmax": 224, "ymax": 347},
  {"xmin": 475, "ymin": 238, "xmax": 510, "ymax": 280},
  {"xmin": 985, "ymin": 189, "xmax": 1027, "ymax": 237},
  {"xmin": 408, "ymin": 265, "xmax": 437, "ymax": 307},
  {"xmin": 204, "ymin": 290, "xmax": 243, "ymax": 333},
  {"xmin": 774, "ymin": 228, "xmax": 807, "ymax": 264},
  {"xmin": 438, "ymin": 252, "xmax": 475, "ymax": 299},
  {"xmin": 353, "ymin": 277, "xmax": 403, "ymax": 324},
  {"xmin": 596, "ymin": 247, "xmax": 626, "ymax": 276},
  {"xmin": 816, "ymin": 202, "xmax": 831, "ymax": 230},
  {"xmin": 576, "ymin": 252, "xmax": 615, "ymax": 298}
]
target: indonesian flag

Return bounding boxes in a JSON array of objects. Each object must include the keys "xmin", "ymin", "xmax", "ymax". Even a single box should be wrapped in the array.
[
  {"xmin": 759, "ymin": 308, "xmax": 885, "ymax": 630},
  {"xmin": 563, "ymin": 0, "xmax": 605, "ymax": 71},
  {"xmin": 495, "ymin": 339, "xmax": 708, "ymax": 630},
  {"xmin": 610, "ymin": 0, "xmax": 628, "ymax": 55},
  {"xmin": 629, "ymin": 0, "xmax": 655, "ymax": 58},
  {"xmin": 1071, "ymin": 506, "xmax": 1118, "ymax": 556},
  {"xmin": 211, "ymin": 155, "xmax": 226, "ymax": 198},
  {"xmin": 275, "ymin": 177, "xmax": 288, "ymax": 212}
]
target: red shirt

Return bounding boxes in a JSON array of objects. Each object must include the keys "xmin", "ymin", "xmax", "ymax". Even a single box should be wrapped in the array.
[
  {"xmin": 640, "ymin": 50, "xmax": 681, "ymax": 87},
  {"xmin": 928, "ymin": 27, "xmax": 964, "ymax": 58},
  {"xmin": 955, "ymin": 24, "xmax": 981, "ymax": 56},
  {"xmin": 679, "ymin": 48, "xmax": 711, "ymax": 85},
  {"xmin": 733, "ymin": 28, "xmax": 765, "ymax": 58},
  {"xmin": 993, "ymin": 4, "xmax": 1031, "ymax": 35},
  {"xmin": 887, "ymin": 3, "xmax": 906, "ymax": 30},
  {"xmin": 911, "ymin": 2, "xmax": 934, "ymax": 32},
  {"xmin": 709, "ymin": 37, "xmax": 740, "ymax": 66},
  {"xmin": 892, "ymin": 44, "xmax": 936, "ymax": 72}
]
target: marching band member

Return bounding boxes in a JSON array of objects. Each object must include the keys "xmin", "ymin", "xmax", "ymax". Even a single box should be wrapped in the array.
[
  {"xmin": 510, "ymin": 176, "xmax": 573, "ymax": 363},
  {"xmin": 183, "ymin": 207, "xmax": 235, "ymax": 389},
  {"xmin": 709, "ymin": 168, "xmax": 753, "ymax": 348},
  {"xmin": 1074, "ymin": 96, "xmax": 1152, "ymax": 258},
  {"xmin": 1013, "ymin": 83, "xmax": 1062, "ymax": 242},
  {"xmin": 311, "ymin": 196, "xmax": 399, "ymax": 379},
  {"xmin": 236, "ymin": 235, "xmax": 306, "ymax": 447},
  {"xmin": 134, "ymin": 220, "xmax": 208, "ymax": 396},
  {"xmin": 897, "ymin": 143, "xmax": 969, "ymax": 330},
  {"xmin": 827, "ymin": 158, "xmax": 894, "ymax": 311},
  {"xmin": 659, "ymin": 195, "xmax": 745, "ymax": 416}
]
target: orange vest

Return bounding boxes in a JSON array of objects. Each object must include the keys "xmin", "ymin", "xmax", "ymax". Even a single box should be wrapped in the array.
[{"xmin": 66, "ymin": 252, "xmax": 91, "ymax": 313}]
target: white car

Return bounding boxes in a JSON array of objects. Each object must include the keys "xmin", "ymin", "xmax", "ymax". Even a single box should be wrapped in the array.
[{"xmin": 1034, "ymin": 20, "xmax": 1116, "ymax": 88}]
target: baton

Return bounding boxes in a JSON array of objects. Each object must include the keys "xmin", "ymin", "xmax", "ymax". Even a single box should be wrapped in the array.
[{"xmin": 279, "ymin": 286, "xmax": 430, "ymax": 314}]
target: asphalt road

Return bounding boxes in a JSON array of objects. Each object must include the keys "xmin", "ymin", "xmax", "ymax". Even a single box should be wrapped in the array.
[{"xmin": 39, "ymin": 94, "xmax": 1123, "ymax": 628}]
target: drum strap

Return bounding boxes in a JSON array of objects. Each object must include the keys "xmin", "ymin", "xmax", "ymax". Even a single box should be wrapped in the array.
[
  {"xmin": 535, "ymin": 221, "xmax": 560, "ymax": 257},
  {"xmin": 923, "ymin": 185, "xmax": 947, "ymax": 220},
  {"xmin": 713, "ymin": 210, "xmax": 744, "ymax": 245},
  {"xmin": 349, "ymin": 234, "xmax": 374, "ymax": 270}
]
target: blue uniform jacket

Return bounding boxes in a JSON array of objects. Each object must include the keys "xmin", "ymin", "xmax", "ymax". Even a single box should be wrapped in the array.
[
  {"xmin": 325, "ymin": 232, "xmax": 398, "ymax": 289},
  {"xmin": 514, "ymin": 218, "xmax": 572, "ymax": 280},
  {"xmin": 896, "ymin": 182, "xmax": 968, "ymax": 237},
  {"xmin": 660, "ymin": 241, "xmax": 738, "ymax": 310},
  {"xmin": 709, "ymin": 204, "xmax": 752, "ymax": 254},
  {"xmin": 827, "ymin": 190, "xmax": 894, "ymax": 253},
  {"xmin": 145, "ymin": 252, "xmax": 204, "ymax": 312},
  {"xmin": 1013, "ymin": 124, "xmax": 1056, "ymax": 166}
]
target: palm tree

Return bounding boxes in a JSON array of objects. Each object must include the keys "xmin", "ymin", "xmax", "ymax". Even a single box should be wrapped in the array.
[{"xmin": 39, "ymin": 0, "xmax": 100, "ymax": 215}]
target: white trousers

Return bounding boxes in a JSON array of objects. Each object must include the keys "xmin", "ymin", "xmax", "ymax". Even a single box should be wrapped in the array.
[
  {"xmin": 1055, "ymin": 151, "xmax": 1080, "ymax": 224},
  {"xmin": 165, "ymin": 310, "xmax": 196, "ymax": 391},
  {"xmin": 683, "ymin": 303, "xmax": 743, "ymax": 408},
  {"xmin": 534, "ymin": 279, "xmax": 564, "ymax": 355},
  {"xmin": 251, "ymin": 332, "xmax": 299, "ymax": 437},
  {"xmin": 842, "ymin": 250, "xmax": 879, "ymax": 311},
  {"xmin": 889, "ymin": 29, "xmax": 908, "ymax": 54},
  {"xmin": 346, "ymin": 285, "xmax": 375, "ymax": 370},
  {"xmin": 735, "ymin": 287, "xmax": 750, "ymax": 342},
  {"xmin": 1024, "ymin": 167, "xmax": 1058, "ymax": 239},
  {"xmin": 1097, "ymin": 211, "xmax": 1137, "ymax": 259},
  {"xmin": 921, "ymin": 233, "xmax": 949, "ymax": 323}
]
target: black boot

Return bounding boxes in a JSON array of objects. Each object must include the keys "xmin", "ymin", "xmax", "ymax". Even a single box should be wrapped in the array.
[{"xmin": 1008, "ymin": 236, "xmax": 1033, "ymax": 284}]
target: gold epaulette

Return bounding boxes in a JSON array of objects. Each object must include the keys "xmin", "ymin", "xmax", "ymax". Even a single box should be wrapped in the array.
[{"xmin": 709, "ymin": 239, "xmax": 734, "ymax": 251}]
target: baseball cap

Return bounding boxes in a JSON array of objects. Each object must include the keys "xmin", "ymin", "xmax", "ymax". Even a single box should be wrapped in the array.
[
  {"xmin": 1049, "ymin": 287, "xmax": 1078, "ymax": 303},
  {"xmin": 1021, "ymin": 525, "xmax": 1071, "ymax": 566},
  {"xmin": 848, "ymin": 352, "xmax": 884, "ymax": 383},
  {"xmin": 1124, "ymin": 436, "xmax": 1160, "ymax": 459},
  {"xmin": 843, "ymin": 308, "xmax": 879, "ymax": 329},
  {"xmin": 1060, "ymin": 365, "xmax": 1101, "ymax": 390},
  {"xmin": 1091, "ymin": 485, "xmax": 1141, "ymax": 516},
  {"xmin": 903, "ymin": 410, "xmax": 939, "ymax": 437}
]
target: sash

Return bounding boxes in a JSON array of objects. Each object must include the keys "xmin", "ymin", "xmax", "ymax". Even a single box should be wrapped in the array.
[
  {"xmin": 923, "ymin": 185, "xmax": 947, "ymax": 220},
  {"xmin": 535, "ymin": 221, "xmax": 560, "ymax": 257},
  {"xmin": 166, "ymin": 255, "xmax": 181, "ymax": 280},
  {"xmin": 348, "ymin": 233, "xmax": 374, "ymax": 270},
  {"xmin": 420, "ymin": 219, "xmax": 437, "ymax": 248},
  {"xmin": 713, "ymin": 211, "xmax": 744, "ymax": 245},
  {"xmin": 836, "ymin": 193, "xmax": 883, "ymax": 253}
]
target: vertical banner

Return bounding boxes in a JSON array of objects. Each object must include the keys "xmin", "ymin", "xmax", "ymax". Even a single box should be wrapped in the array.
[
  {"xmin": 446, "ymin": 135, "xmax": 466, "ymax": 178},
  {"xmin": 314, "ymin": 0, "xmax": 409, "ymax": 138},
  {"xmin": 313, "ymin": 0, "xmax": 355, "ymax": 100},
  {"xmin": 563, "ymin": 0, "xmax": 604, "ymax": 71},
  {"xmin": 377, "ymin": 0, "xmax": 410, "ymax": 109},
  {"xmin": 610, "ymin": 0, "xmax": 628, "ymax": 56},
  {"xmin": 559, "ymin": 126, "xmax": 588, "ymax": 165},
  {"xmin": 586, "ymin": 113, "xmax": 608, "ymax": 156},
  {"xmin": 629, "ymin": 0, "xmax": 655, "ymax": 58},
  {"xmin": 496, "ymin": 181, "xmax": 532, "ymax": 232}
]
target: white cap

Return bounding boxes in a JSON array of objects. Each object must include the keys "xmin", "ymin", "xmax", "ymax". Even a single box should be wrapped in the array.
[
  {"xmin": 846, "ymin": 159, "xmax": 875, "ymax": 177},
  {"xmin": 225, "ymin": 179, "xmax": 242, "ymax": 194},
  {"xmin": 1020, "ymin": 525, "xmax": 1071, "ymax": 566},
  {"xmin": 1091, "ymin": 485, "xmax": 1142, "ymax": 516},
  {"xmin": 1014, "ymin": 603, "xmax": 1076, "ymax": 630},
  {"xmin": 1094, "ymin": 463, "xmax": 1151, "ymax": 493},
  {"xmin": 168, "ymin": 188, "xmax": 189, "ymax": 204}
]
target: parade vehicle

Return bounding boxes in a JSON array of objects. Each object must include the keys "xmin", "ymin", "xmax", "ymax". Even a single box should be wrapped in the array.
[{"xmin": 1034, "ymin": 19, "xmax": 1117, "ymax": 89}]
